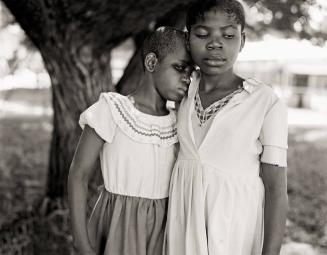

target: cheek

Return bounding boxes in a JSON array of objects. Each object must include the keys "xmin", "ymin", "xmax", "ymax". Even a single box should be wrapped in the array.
[
  {"xmin": 156, "ymin": 69, "xmax": 169, "ymax": 81},
  {"xmin": 190, "ymin": 45, "xmax": 203, "ymax": 63},
  {"xmin": 154, "ymin": 72, "xmax": 168, "ymax": 92},
  {"xmin": 190, "ymin": 38, "xmax": 204, "ymax": 50},
  {"xmin": 157, "ymin": 70, "xmax": 178, "ymax": 89},
  {"xmin": 167, "ymin": 72, "xmax": 180, "ymax": 85},
  {"xmin": 167, "ymin": 73, "xmax": 183, "ymax": 89},
  {"xmin": 225, "ymin": 41, "xmax": 242, "ymax": 57}
]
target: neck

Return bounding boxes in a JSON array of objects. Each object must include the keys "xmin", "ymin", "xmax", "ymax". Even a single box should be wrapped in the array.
[
  {"xmin": 199, "ymin": 69, "xmax": 241, "ymax": 92},
  {"xmin": 131, "ymin": 74, "xmax": 168, "ymax": 116}
]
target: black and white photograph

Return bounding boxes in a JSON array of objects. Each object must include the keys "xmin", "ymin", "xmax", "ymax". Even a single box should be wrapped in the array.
[{"xmin": 0, "ymin": 0, "xmax": 327, "ymax": 254}]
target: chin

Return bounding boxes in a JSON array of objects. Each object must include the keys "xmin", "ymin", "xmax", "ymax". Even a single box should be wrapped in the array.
[
  {"xmin": 169, "ymin": 95, "xmax": 183, "ymax": 103},
  {"xmin": 168, "ymin": 97, "xmax": 180, "ymax": 103},
  {"xmin": 201, "ymin": 66, "xmax": 229, "ymax": 76},
  {"xmin": 175, "ymin": 97, "xmax": 183, "ymax": 103}
]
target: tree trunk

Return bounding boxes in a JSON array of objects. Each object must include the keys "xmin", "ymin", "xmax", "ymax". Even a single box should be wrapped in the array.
[{"xmin": 44, "ymin": 45, "xmax": 113, "ymax": 199}]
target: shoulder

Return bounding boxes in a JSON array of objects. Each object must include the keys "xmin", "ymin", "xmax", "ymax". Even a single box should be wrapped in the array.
[
  {"xmin": 96, "ymin": 92, "xmax": 135, "ymax": 115},
  {"xmin": 244, "ymin": 78, "xmax": 274, "ymax": 93},
  {"xmin": 244, "ymin": 78, "xmax": 279, "ymax": 102},
  {"xmin": 79, "ymin": 92, "xmax": 119, "ymax": 143},
  {"xmin": 244, "ymin": 78, "xmax": 287, "ymax": 113},
  {"xmin": 99, "ymin": 92, "xmax": 130, "ymax": 106},
  {"xmin": 245, "ymin": 78, "xmax": 288, "ymax": 117}
]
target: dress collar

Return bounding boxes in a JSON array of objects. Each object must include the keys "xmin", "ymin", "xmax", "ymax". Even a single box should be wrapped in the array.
[
  {"xmin": 242, "ymin": 78, "xmax": 262, "ymax": 94},
  {"xmin": 188, "ymin": 75, "xmax": 261, "ymax": 98}
]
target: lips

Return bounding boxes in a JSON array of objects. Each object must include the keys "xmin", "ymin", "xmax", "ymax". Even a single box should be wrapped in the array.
[{"xmin": 203, "ymin": 56, "xmax": 226, "ymax": 66}]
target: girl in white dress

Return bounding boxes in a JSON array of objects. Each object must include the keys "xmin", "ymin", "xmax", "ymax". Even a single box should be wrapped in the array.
[
  {"xmin": 68, "ymin": 27, "xmax": 193, "ymax": 255},
  {"xmin": 164, "ymin": 1, "xmax": 288, "ymax": 254}
]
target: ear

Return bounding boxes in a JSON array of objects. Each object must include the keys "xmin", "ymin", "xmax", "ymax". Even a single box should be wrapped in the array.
[
  {"xmin": 239, "ymin": 32, "xmax": 246, "ymax": 52},
  {"xmin": 144, "ymin": 53, "xmax": 158, "ymax": 72}
]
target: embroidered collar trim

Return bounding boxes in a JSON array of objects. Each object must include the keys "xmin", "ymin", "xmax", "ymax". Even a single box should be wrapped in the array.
[{"xmin": 102, "ymin": 93, "xmax": 178, "ymax": 146}]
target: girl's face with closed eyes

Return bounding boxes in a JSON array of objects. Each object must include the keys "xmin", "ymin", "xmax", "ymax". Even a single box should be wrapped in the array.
[
  {"xmin": 152, "ymin": 43, "xmax": 193, "ymax": 102},
  {"xmin": 189, "ymin": 9, "xmax": 245, "ymax": 76}
]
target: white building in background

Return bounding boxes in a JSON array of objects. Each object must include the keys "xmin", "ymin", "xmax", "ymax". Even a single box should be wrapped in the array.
[{"xmin": 236, "ymin": 38, "xmax": 327, "ymax": 111}]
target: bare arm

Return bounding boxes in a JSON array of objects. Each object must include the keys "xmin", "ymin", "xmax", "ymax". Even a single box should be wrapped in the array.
[
  {"xmin": 261, "ymin": 163, "xmax": 288, "ymax": 255},
  {"xmin": 68, "ymin": 125, "xmax": 104, "ymax": 255}
]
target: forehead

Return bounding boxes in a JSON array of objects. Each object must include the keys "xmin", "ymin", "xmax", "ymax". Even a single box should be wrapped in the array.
[
  {"xmin": 194, "ymin": 9, "xmax": 241, "ymax": 29},
  {"xmin": 163, "ymin": 44, "xmax": 190, "ymax": 62}
]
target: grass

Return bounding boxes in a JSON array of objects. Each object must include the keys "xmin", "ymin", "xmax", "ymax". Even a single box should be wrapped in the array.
[
  {"xmin": 0, "ymin": 88, "xmax": 327, "ymax": 253},
  {"xmin": 287, "ymin": 127, "xmax": 327, "ymax": 247},
  {"xmin": 0, "ymin": 89, "xmax": 52, "ymax": 227}
]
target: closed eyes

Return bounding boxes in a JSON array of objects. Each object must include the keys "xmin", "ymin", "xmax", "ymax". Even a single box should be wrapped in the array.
[
  {"xmin": 173, "ymin": 64, "xmax": 193, "ymax": 74},
  {"xmin": 195, "ymin": 33, "xmax": 235, "ymax": 39},
  {"xmin": 173, "ymin": 64, "xmax": 187, "ymax": 72}
]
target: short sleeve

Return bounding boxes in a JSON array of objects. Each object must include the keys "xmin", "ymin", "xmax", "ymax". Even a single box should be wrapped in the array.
[
  {"xmin": 259, "ymin": 99, "xmax": 288, "ymax": 167},
  {"xmin": 79, "ymin": 94, "xmax": 117, "ymax": 143}
]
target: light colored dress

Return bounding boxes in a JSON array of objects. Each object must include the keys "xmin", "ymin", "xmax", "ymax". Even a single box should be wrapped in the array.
[
  {"xmin": 164, "ymin": 78, "xmax": 288, "ymax": 255},
  {"xmin": 79, "ymin": 92, "xmax": 178, "ymax": 255}
]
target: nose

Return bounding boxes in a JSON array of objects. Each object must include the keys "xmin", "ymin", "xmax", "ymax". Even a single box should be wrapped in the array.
[{"xmin": 207, "ymin": 37, "xmax": 223, "ymax": 50}]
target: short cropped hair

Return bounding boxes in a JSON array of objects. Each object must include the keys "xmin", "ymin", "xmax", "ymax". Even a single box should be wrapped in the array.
[
  {"xmin": 141, "ymin": 26, "xmax": 187, "ymax": 65},
  {"xmin": 186, "ymin": 0, "xmax": 245, "ymax": 32}
]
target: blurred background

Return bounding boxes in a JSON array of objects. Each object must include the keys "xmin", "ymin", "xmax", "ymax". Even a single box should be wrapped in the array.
[{"xmin": 1, "ymin": 0, "xmax": 327, "ymax": 254}]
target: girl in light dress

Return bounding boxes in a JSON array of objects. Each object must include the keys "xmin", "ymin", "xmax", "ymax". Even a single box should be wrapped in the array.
[
  {"xmin": 164, "ymin": 1, "xmax": 288, "ymax": 254},
  {"xmin": 68, "ymin": 27, "xmax": 193, "ymax": 255}
]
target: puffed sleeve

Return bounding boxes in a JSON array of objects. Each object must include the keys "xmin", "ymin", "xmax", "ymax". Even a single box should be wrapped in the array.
[
  {"xmin": 259, "ymin": 98, "xmax": 288, "ymax": 167},
  {"xmin": 79, "ymin": 93, "xmax": 117, "ymax": 143}
]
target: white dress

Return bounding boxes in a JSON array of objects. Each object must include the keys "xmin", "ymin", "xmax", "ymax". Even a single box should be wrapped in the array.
[
  {"xmin": 79, "ymin": 92, "xmax": 179, "ymax": 255},
  {"xmin": 164, "ymin": 78, "xmax": 288, "ymax": 255},
  {"xmin": 79, "ymin": 92, "xmax": 178, "ymax": 199}
]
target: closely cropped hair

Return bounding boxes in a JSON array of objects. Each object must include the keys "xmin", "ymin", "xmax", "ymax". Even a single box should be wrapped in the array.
[
  {"xmin": 141, "ymin": 26, "xmax": 187, "ymax": 65},
  {"xmin": 186, "ymin": 0, "xmax": 245, "ymax": 32}
]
